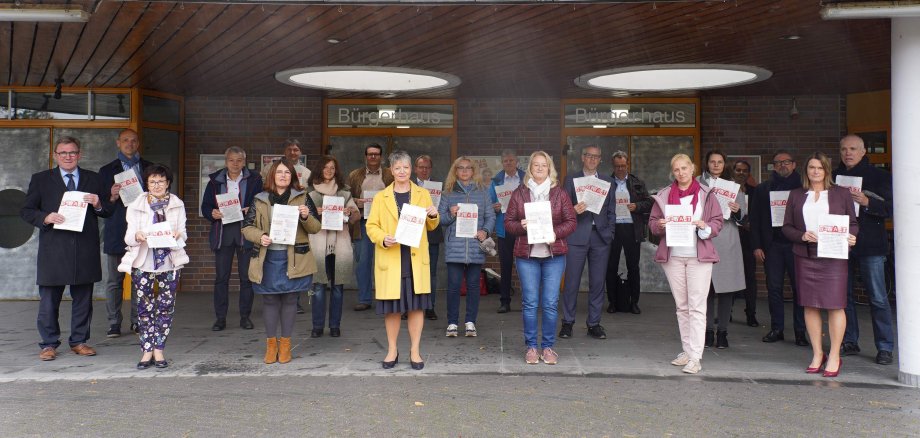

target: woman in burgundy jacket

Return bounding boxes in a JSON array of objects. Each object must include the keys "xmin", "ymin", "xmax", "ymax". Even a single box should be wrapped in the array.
[
  {"xmin": 782, "ymin": 152, "xmax": 857, "ymax": 378},
  {"xmin": 504, "ymin": 151, "xmax": 577, "ymax": 366}
]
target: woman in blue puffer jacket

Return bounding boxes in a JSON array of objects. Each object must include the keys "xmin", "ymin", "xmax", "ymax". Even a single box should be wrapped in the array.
[{"xmin": 438, "ymin": 156, "xmax": 496, "ymax": 338}]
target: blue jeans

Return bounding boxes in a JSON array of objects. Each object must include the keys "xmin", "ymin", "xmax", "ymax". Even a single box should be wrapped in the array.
[
  {"xmin": 765, "ymin": 241, "xmax": 805, "ymax": 333},
  {"xmin": 446, "ymin": 263, "xmax": 482, "ymax": 325},
  {"xmin": 429, "ymin": 243, "xmax": 440, "ymax": 306},
  {"xmin": 844, "ymin": 255, "xmax": 895, "ymax": 352},
  {"xmin": 355, "ymin": 220, "xmax": 375, "ymax": 305},
  {"xmin": 311, "ymin": 283, "xmax": 344, "ymax": 329},
  {"xmin": 516, "ymin": 256, "xmax": 566, "ymax": 349}
]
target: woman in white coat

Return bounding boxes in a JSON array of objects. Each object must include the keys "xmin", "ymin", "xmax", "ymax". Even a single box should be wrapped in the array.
[
  {"xmin": 698, "ymin": 150, "xmax": 746, "ymax": 349},
  {"xmin": 119, "ymin": 164, "xmax": 188, "ymax": 370}
]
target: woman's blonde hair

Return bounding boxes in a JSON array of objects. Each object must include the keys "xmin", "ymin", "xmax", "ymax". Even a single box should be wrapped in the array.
[
  {"xmin": 524, "ymin": 150, "xmax": 558, "ymax": 187},
  {"xmin": 801, "ymin": 152, "xmax": 835, "ymax": 189},
  {"xmin": 444, "ymin": 156, "xmax": 484, "ymax": 192},
  {"xmin": 670, "ymin": 153, "xmax": 696, "ymax": 179}
]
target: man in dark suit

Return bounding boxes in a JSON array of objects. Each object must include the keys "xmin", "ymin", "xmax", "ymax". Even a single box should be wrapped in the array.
[
  {"xmin": 559, "ymin": 145, "xmax": 617, "ymax": 340},
  {"xmin": 20, "ymin": 136, "xmax": 112, "ymax": 361},
  {"xmin": 98, "ymin": 129, "xmax": 152, "ymax": 338},
  {"xmin": 414, "ymin": 154, "xmax": 442, "ymax": 320}
]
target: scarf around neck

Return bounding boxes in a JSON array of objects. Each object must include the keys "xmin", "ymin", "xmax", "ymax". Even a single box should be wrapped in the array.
[
  {"xmin": 118, "ymin": 151, "xmax": 140, "ymax": 167},
  {"xmin": 527, "ymin": 178, "xmax": 551, "ymax": 200},
  {"xmin": 147, "ymin": 193, "xmax": 170, "ymax": 269},
  {"xmin": 668, "ymin": 179, "xmax": 701, "ymax": 212},
  {"xmin": 769, "ymin": 170, "xmax": 801, "ymax": 192},
  {"xmin": 269, "ymin": 188, "xmax": 292, "ymax": 206}
]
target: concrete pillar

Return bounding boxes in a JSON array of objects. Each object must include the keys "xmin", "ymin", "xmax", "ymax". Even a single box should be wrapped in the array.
[{"xmin": 891, "ymin": 17, "xmax": 920, "ymax": 387}]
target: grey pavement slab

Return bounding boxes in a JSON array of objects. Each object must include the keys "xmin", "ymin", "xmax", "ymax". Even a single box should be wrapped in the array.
[{"xmin": 0, "ymin": 290, "xmax": 903, "ymax": 386}]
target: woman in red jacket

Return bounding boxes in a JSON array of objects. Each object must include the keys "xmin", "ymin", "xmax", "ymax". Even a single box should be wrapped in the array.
[
  {"xmin": 648, "ymin": 154, "xmax": 723, "ymax": 374},
  {"xmin": 504, "ymin": 151, "xmax": 577, "ymax": 365}
]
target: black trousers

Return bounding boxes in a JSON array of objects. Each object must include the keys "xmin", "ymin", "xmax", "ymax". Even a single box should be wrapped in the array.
[
  {"xmin": 213, "ymin": 244, "xmax": 254, "ymax": 319},
  {"xmin": 607, "ymin": 223, "xmax": 642, "ymax": 309},
  {"xmin": 37, "ymin": 284, "xmax": 93, "ymax": 349},
  {"xmin": 497, "ymin": 235, "xmax": 516, "ymax": 306}
]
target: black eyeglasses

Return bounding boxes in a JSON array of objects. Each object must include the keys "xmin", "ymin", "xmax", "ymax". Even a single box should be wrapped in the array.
[{"xmin": 773, "ymin": 159, "xmax": 794, "ymax": 166}]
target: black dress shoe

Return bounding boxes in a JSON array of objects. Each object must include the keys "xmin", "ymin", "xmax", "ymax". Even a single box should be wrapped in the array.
[
  {"xmin": 841, "ymin": 342, "xmax": 861, "ymax": 356},
  {"xmin": 107, "ymin": 325, "xmax": 121, "ymax": 338},
  {"xmin": 558, "ymin": 322, "xmax": 573, "ymax": 339},
  {"xmin": 705, "ymin": 329, "xmax": 715, "ymax": 348},
  {"xmin": 876, "ymin": 350, "xmax": 893, "ymax": 365},
  {"xmin": 353, "ymin": 303, "xmax": 372, "ymax": 311},
  {"xmin": 211, "ymin": 318, "xmax": 226, "ymax": 331},
  {"xmin": 240, "ymin": 317, "xmax": 254, "ymax": 330},
  {"xmin": 762, "ymin": 330, "xmax": 784, "ymax": 343},
  {"xmin": 794, "ymin": 331, "xmax": 810, "ymax": 347},
  {"xmin": 425, "ymin": 309, "xmax": 438, "ymax": 320},
  {"xmin": 587, "ymin": 324, "xmax": 607, "ymax": 340},
  {"xmin": 296, "ymin": 304, "xmax": 305, "ymax": 315},
  {"xmin": 130, "ymin": 323, "xmax": 140, "ymax": 334},
  {"xmin": 497, "ymin": 305, "xmax": 510, "ymax": 314},
  {"xmin": 746, "ymin": 312, "xmax": 760, "ymax": 327},
  {"xmin": 154, "ymin": 360, "xmax": 168, "ymax": 369},
  {"xmin": 630, "ymin": 303, "xmax": 641, "ymax": 314},
  {"xmin": 329, "ymin": 328, "xmax": 341, "ymax": 337},
  {"xmin": 381, "ymin": 354, "xmax": 398, "ymax": 369},
  {"xmin": 410, "ymin": 360, "xmax": 425, "ymax": 370},
  {"xmin": 136, "ymin": 359, "xmax": 154, "ymax": 370},
  {"xmin": 606, "ymin": 303, "xmax": 616, "ymax": 314},
  {"xmin": 311, "ymin": 328, "xmax": 323, "ymax": 338}
]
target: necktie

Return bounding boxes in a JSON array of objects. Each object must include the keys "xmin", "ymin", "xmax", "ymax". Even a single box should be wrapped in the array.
[{"xmin": 66, "ymin": 174, "xmax": 75, "ymax": 191}]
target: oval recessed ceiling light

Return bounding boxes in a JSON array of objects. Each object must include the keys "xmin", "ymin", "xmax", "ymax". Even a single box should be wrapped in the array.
[
  {"xmin": 575, "ymin": 64, "xmax": 772, "ymax": 92},
  {"xmin": 276, "ymin": 66, "xmax": 461, "ymax": 92}
]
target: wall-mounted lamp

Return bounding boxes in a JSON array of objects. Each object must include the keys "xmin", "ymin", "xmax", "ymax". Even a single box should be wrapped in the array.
[
  {"xmin": 790, "ymin": 97, "xmax": 799, "ymax": 120},
  {"xmin": 53, "ymin": 78, "xmax": 63, "ymax": 100}
]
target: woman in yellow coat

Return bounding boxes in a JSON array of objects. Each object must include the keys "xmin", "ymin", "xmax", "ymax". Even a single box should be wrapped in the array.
[{"xmin": 366, "ymin": 150, "xmax": 440, "ymax": 370}]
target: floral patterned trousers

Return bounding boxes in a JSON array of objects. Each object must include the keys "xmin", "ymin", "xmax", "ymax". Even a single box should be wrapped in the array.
[{"xmin": 132, "ymin": 269, "xmax": 179, "ymax": 352}]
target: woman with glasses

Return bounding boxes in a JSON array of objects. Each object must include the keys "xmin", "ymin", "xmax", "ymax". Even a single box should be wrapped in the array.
[
  {"xmin": 438, "ymin": 156, "xmax": 496, "ymax": 338},
  {"xmin": 242, "ymin": 158, "xmax": 321, "ymax": 364},
  {"xmin": 504, "ymin": 151, "xmax": 577, "ymax": 365},
  {"xmin": 119, "ymin": 164, "xmax": 188, "ymax": 369}
]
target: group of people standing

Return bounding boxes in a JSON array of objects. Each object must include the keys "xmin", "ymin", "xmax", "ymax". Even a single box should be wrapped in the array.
[{"xmin": 21, "ymin": 132, "xmax": 894, "ymax": 377}]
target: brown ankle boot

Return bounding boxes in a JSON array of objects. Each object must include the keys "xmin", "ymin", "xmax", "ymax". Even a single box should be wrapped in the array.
[
  {"xmin": 264, "ymin": 338, "xmax": 279, "ymax": 364},
  {"xmin": 278, "ymin": 337, "xmax": 292, "ymax": 363}
]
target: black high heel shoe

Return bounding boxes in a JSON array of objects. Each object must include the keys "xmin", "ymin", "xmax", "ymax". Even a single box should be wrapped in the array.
[
  {"xmin": 154, "ymin": 359, "xmax": 169, "ymax": 369},
  {"xmin": 136, "ymin": 359, "xmax": 154, "ymax": 370},
  {"xmin": 381, "ymin": 353, "xmax": 398, "ymax": 369},
  {"xmin": 410, "ymin": 360, "xmax": 425, "ymax": 370}
]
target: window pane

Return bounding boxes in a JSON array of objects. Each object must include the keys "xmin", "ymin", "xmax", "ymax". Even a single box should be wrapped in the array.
[
  {"xmin": 328, "ymin": 136, "xmax": 390, "ymax": 180},
  {"xmin": 53, "ymin": 128, "xmax": 123, "ymax": 172},
  {"xmin": 391, "ymin": 136, "xmax": 452, "ymax": 182},
  {"xmin": 142, "ymin": 95, "xmax": 181, "ymax": 125},
  {"xmin": 10, "ymin": 92, "xmax": 88, "ymax": 120},
  {"xmin": 93, "ymin": 93, "xmax": 130, "ymax": 120},
  {"xmin": 630, "ymin": 136, "xmax": 695, "ymax": 191},
  {"xmin": 141, "ymin": 128, "xmax": 181, "ymax": 194}
]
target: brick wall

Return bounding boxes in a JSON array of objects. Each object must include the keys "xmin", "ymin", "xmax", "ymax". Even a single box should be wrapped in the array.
[{"xmin": 179, "ymin": 94, "xmax": 847, "ymax": 294}]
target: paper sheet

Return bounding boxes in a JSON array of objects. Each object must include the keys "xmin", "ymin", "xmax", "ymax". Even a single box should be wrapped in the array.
[
  {"xmin": 362, "ymin": 190, "xmax": 380, "ymax": 219},
  {"xmin": 494, "ymin": 182, "xmax": 516, "ymax": 214},
  {"xmin": 53, "ymin": 191, "xmax": 89, "ymax": 232},
  {"xmin": 269, "ymin": 204, "xmax": 300, "ymax": 245},
  {"xmin": 145, "ymin": 221, "xmax": 178, "ymax": 249},
  {"xmin": 664, "ymin": 204, "xmax": 695, "ymax": 247},
  {"xmin": 769, "ymin": 191, "xmax": 790, "ymax": 227},
  {"xmin": 524, "ymin": 201, "xmax": 555, "ymax": 244},
  {"xmin": 711, "ymin": 179, "xmax": 741, "ymax": 220},
  {"xmin": 114, "ymin": 169, "xmax": 143, "ymax": 206},
  {"xmin": 394, "ymin": 203, "xmax": 427, "ymax": 248},
  {"xmin": 321, "ymin": 195, "xmax": 345, "ymax": 231},
  {"xmin": 216, "ymin": 192, "xmax": 244, "ymax": 224},
  {"xmin": 455, "ymin": 203, "xmax": 479, "ymax": 238},
  {"xmin": 422, "ymin": 181, "xmax": 443, "ymax": 210},
  {"xmin": 817, "ymin": 214, "xmax": 850, "ymax": 259},
  {"xmin": 835, "ymin": 175, "xmax": 863, "ymax": 218},
  {"xmin": 573, "ymin": 176, "xmax": 611, "ymax": 215},
  {"xmin": 614, "ymin": 190, "xmax": 631, "ymax": 219}
]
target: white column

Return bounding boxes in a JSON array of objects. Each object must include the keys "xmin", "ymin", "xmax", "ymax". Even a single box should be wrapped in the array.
[{"xmin": 892, "ymin": 17, "xmax": 920, "ymax": 387}]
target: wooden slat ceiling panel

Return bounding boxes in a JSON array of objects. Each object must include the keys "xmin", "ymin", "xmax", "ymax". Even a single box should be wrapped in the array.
[{"xmin": 0, "ymin": 0, "xmax": 892, "ymax": 98}]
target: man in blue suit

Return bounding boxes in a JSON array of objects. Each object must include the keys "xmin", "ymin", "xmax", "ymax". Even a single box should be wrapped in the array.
[{"xmin": 559, "ymin": 145, "xmax": 617, "ymax": 339}]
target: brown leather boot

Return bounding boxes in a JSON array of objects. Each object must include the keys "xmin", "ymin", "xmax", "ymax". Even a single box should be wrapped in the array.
[
  {"xmin": 264, "ymin": 338, "xmax": 279, "ymax": 364},
  {"xmin": 278, "ymin": 337, "xmax": 292, "ymax": 364}
]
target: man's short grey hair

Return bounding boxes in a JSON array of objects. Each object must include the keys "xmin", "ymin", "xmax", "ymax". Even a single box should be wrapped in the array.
[
  {"xmin": 611, "ymin": 150, "xmax": 629, "ymax": 161},
  {"xmin": 389, "ymin": 150, "xmax": 412, "ymax": 167},
  {"xmin": 500, "ymin": 149, "xmax": 517, "ymax": 159},
  {"xmin": 225, "ymin": 146, "xmax": 246, "ymax": 159}
]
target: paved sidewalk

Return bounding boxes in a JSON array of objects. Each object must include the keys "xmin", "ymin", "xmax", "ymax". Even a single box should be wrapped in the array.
[{"xmin": 0, "ymin": 291, "xmax": 902, "ymax": 386}]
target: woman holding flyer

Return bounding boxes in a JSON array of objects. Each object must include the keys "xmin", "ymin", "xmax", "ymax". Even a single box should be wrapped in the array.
[
  {"xmin": 504, "ymin": 151, "xmax": 577, "ymax": 365},
  {"xmin": 648, "ymin": 154, "xmax": 723, "ymax": 374},
  {"xmin": 306, "ymin": 156, "xmax": 360, "ymax": 338},
  {"xmin": 697, "ymin": 150, "xmax": 746, "ymax": 349},
  {"xmin": 438, "ymin": 156, "xmax": 496, "ymax": 338},
  {"xmin": 782, "ymin": 152, "xmax": 857, "ymax": 378},
  {"xmin": 242, "ymin": 158, "xmax": 321, "ymax": 364},
  {"xmin": 366, "ymin": 150, "xmax": 440, "ymax": 370},
  {"xmin": 119, "ymin": 164, "xmax": 188, "ymax": 369}
]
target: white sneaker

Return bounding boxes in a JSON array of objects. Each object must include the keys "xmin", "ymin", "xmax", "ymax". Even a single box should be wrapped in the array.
[
  {"xmin": 671, "ymin": 352, "xmax": 690, "ymax": 366},
  {"xmin": 464, "ymin": 322, "xmax": 477, "ymax": 337},
  {"xmin": 446, "ymin": 324, "xmax": 458, "ymax": 337},
  {"xmin": 682, "ymin": 359, "xmax": 702, "ymax": 374}
]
